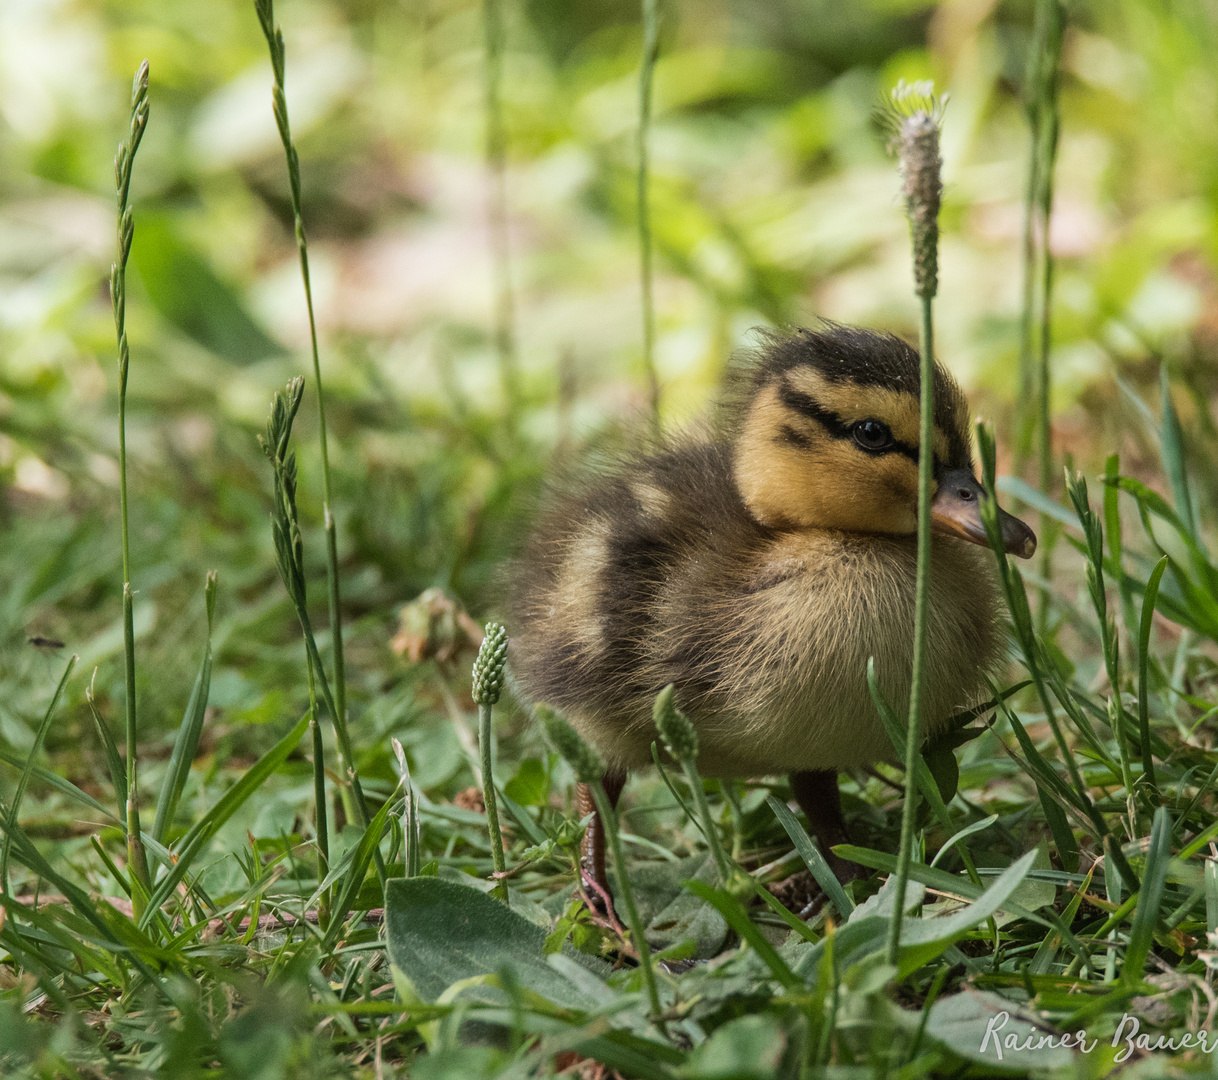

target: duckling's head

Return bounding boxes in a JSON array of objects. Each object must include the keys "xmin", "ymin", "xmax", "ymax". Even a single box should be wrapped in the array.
[{"xmin": 731, "ymin": 326, "xmax": 1036, "ymax": 556}]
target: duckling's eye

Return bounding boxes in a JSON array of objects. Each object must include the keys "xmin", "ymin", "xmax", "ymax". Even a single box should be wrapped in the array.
[{"xmin": 852, "ymin": 419, "xmax": 894, "ymax": 452}]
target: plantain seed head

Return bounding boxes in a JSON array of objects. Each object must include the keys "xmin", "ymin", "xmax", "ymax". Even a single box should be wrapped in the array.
[
  {"xmin": 653, "ymin": 684, "xmax": 699, "ymax": 762},
  {"xmin": 536, "ymin": 704, "xmax": 602, "ymax": 783},
  {"xmin": 471, "ymin": 622, "xmax": 509, "ymax": 706}
]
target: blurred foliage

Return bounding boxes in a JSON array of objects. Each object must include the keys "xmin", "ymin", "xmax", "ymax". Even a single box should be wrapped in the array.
[
  {"xmin": 4, "ymin": 0, "xmax": 1217, "ymax": 739},
  {"xmin": 3, "ymin": 0, "xmax": 1218, "ymax": 1073}
]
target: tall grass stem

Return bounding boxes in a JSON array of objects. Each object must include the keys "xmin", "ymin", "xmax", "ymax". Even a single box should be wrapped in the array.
[
  {"xmin": 111, "ymin": 60, "xmax": 152, "ymax": 906},
  {"xmin": 1029, "ymin": 0, "xmax": 1066, "ymax": 626},
  {"xmin": 538, "ymin": 706, "xmax": 662, "ymax": 1021},
  {"xmin": 254, "ymin": 0, "xmax": 350, "ymax": 783},
  {"xmin": 482, "ymin": 0, "xmax": 519, "ymax": 430},
  {"xmin": 260, "ymin": 379, "xmax": 383, "ymax": 886},
  {"xmin": 588, "ymin": 780, "xmax": 662, "ymax": 1020},
  {"xmin": 637, "ymin": 0, "xmax": 661, "ymax": 424},
  {"xmin": 885, "ymin": 84, "xmax": 943, "ymax": 967}
]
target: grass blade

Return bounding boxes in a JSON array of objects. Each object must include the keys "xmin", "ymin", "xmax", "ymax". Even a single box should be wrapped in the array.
[
  {"xmin": 139, "ymin": 711, "xmax": 310, "ymax": 927},
  {"xmin": 322, "ymin": 792, "xmax": 394, "ymax": 952},
  {"xmin": 153, "ymin": 571, "xmax": 216, "ymax": 843},
  {"xmin": 1124, "ymin": 806, "xmax": 1171, "ymax": 984},
  {"xmin": 766, "ymin": 795, "xmax": 852, "ymax": 918},
  {"xmin": 1206, "ymin": 857, "xmax": 1218, "ymax": 938},
  {"xmin": 1159, "ymin": 366, "xmax": 1197, "ymax": 542},
  {"xmin": 1, "ymin": 655, "xmax": 76, "ymax": 894},
  {"xmin": 0, "ymin": 746, "xmax": 117, "ymax": 825},
  {"xmin": 1137, "ymin": 556, "xmax": 1168, "ymax": 802},
  {"xmin": 85, "ymin": 671, "xmax": 126, "ymax": 820}
]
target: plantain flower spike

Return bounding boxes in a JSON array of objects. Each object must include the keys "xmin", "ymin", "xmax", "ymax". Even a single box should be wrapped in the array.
[
  {"xmin": 536, "ymin": 704, "xmax": 602, "ymax": 783},
  {"xmin": 653, "ymin": 684, "xmax": 699, "ymax": 762},
  {"xmin": 886, "ymin": 80, "xmax": 946, "ymax": 300},
  {"xmin": 471, "ymin": 622, "xmax": 509, "ymax": 706}
]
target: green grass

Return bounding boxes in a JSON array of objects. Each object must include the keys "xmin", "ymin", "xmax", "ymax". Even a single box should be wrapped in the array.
[{"xmin": 3, "ymin": 3, "xmax": 1218, "ymax": 1078}]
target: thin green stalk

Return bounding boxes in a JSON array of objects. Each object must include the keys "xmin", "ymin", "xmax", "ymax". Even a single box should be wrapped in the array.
[
  {"xmin": 1066, "ymin": 473, "xmax": 1134, "ymax": 800},
  {"xmin": 637, "ymin": 0, "xmax": 661, "ymax": 425},
  {"xmin": 1015, "ymin": 116, "xmax": 1038, "ymax": 470},
  {"xmin": 1138, "ymin": 556, "xmax": 1169, "ymax": 803},
  {"xmin": 307, "ymin": 655, "xmax": 329, "ymax": 921},
  {"xmin": 653, "ymin": 686, "xmax": 730, "ymax": 882},
  {"xmin": 482, "ymin": 0, "xmax": 519, "ymax": 430},
  {"xmin": 260, "ymin": 380, "xmax": 383, "ymax": 888},
  {"xmin": 1016, "ymin": 0, "xmax": 1063, "ymax": 468},
  {"xmin": 885, "ymin": 82, "xmax": 944, "ymax": 967},
  {"xmin": 682, "ymin": 775, "xmax": 730, "ymax": 881},
  {"xmin": 889, "ymin": 289, "xmax": 935, "ymax": 966},
  {"xmin": 538, "ymin": 705, "xmax": 662, "ymax": 1023},
  {"xmin": 111, "ymin": 60, "xmax": 152, "ymax": 908},
  {"xmin": 254, "ymin": 0, "xmax": 349, "ymax": 776},
  {"xmin": 479, "ymin": 702, "xmax": 507, "ymax": 899},
  {"xmin": 1032, "ymin": 0, "xmax": 1066, "ymax": 629},
  {"xmin": 588, "ymin": 779, "xmax": 662, "ymax": 1019}
]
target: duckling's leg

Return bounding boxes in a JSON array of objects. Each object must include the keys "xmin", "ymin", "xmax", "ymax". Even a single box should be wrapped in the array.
[
  {"xmin": 789, "ymin": 769, "xmax": 852, "ymax": 869},
  {"xmin": 577, "ymin": 769, "xmax": 627, "ymax": 909}
]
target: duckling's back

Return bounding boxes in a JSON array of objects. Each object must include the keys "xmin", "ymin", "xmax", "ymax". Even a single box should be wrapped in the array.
[{"xmin": 506, "ymin": 436, "xmax": 772, "ymax": 733}]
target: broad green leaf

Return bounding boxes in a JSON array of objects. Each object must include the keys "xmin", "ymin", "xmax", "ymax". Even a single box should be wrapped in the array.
[
  {"xmin": 892, "ymin": 850, "xmax": 1038, "ymax": 977},
  {"xmin": 684, "ymin": 880, "xmax": 801, "ymax": 991},
  {"xmin": 384, "ymin": 876, "xmax": 605, "ymax": 1009},
  {"xmin": 644, "ymin": 854, "xmax": 728, "ymax": 958},
  {"xmin": 677, "ymin": 1013, "xmax": 786, "ymax": 1079},
  {"xmin": 836, "ymin": 844, "xmax": 1095, "ymax": 977},
  {"xmin": 923, "ymin": 989, "xmax": 1075, "ymax": 1068},
  {"xmin": 503, "ymin": 758, "xmax": 548, "ymax": 806}
]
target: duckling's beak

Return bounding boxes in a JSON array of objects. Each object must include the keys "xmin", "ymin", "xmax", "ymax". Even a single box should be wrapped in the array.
[{"xmin": 930, "ymin": 469, "xmax": 1037, "ymax": 559}]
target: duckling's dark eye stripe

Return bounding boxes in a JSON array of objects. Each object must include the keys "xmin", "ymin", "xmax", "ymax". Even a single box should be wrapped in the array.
[{"xmin": 777, "ymin": 382, "xmax": 920, "ymax": 462}]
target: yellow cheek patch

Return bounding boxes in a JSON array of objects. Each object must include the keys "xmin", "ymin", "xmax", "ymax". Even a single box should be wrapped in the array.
[
  {"xmin": 735, "ymin": 386, "xmax": 925, "ymax": 534},
  {"xmin": 782, "ymin": 366, "xmax": 954, "ymax": 463}
]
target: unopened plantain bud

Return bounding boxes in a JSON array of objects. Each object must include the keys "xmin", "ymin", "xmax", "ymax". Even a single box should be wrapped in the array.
[
  {"xmin": 653, "ymin": 684, "xmax": 698, "ymax": 762},
  {"xmin": 471, "ymin": 621, "xmax": 509, "ymax": 706},
  {"xmin": 536, "ymin": 704, "xmax": 602, "ymax": 783}
]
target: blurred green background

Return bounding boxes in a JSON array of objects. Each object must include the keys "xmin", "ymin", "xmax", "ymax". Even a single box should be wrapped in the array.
[{"xmin": 2, "ymin": 0, "xmax": 1216, "ymax": 812}]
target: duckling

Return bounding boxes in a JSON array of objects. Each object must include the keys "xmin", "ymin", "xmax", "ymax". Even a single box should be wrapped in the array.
[{"xmin": 506, "ymin": 324, "xmax": 1035, "ymax": 901}]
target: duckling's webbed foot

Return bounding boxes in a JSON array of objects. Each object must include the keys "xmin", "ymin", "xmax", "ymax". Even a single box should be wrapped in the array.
[{"xmin": 577, "ymin": 769, "xmax": 627, "ymax": 922}]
